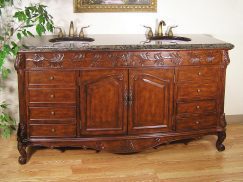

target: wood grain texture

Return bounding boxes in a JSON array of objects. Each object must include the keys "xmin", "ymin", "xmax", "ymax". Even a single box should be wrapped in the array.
[{"xmin": 0, "ymin": 121, "xmax": 242, "ymax": 182}]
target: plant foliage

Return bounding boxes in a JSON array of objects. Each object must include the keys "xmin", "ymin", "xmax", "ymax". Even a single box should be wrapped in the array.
[{"xmin": 0, "ymin": 0, "xmax": 54, "ymax": 137}]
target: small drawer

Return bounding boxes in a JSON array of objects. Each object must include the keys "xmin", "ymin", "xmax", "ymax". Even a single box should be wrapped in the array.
[
  {"xmin": 29, "ymin": 124, "xmax": 76, "ymax": 137},
  {"xmin": 177, "ymin": 83, "xmax": 218, "ymax": 100},
  {"xmin": 176, "ymin": 100, "xmax": 217, "ymax": 115},
  {"xmin": 29, "ymin": 107, "xmax": 76, "ymax": 120},
  {"xmin": 28, "ymin": 88, "xmax": 76, "ymax": 103},
  {"xmin": 28, "ymin": 71, "xmax": 76, "ymax": 85},
  {"xmin": 177, "ymin": 67, "xmax": 219, "ymax": 82},
  {"xmin": 176, "ymin": 115, "xmax": 217, "ymax": 131}
]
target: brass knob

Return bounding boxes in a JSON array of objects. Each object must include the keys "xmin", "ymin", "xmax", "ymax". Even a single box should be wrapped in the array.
[
  {"xmin": 196, "ymin": 105, "xmax": 200, "ymax": 109},
  {"xmin": 198, "ymin": 72, "xmax": 202, "ymax": 76},
  {"xmin": 51, "ymin": 128, "xmax": 55, "ymax": 132},
  {"xmin": 196, "ymin": 121, "xmax": 200, "ymax": 124},
  {"xmin": 50, "ymin": 94, "xmax": 55, "ymax": 98},
  {"xmin": 197, "ymin": 89, "xmax": 201, "ymax": 93},
  {"xmin": 49, "ymin": 76, "xmax": 54, "ymax": 80},
  {"xmin": 51, "ymin": 111, "xmax": 55, "ymax": 115}
]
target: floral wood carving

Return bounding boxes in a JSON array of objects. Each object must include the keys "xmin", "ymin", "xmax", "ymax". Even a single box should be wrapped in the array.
[
  {"xmin": 14, "ymin": 54, "xmax": 26, "ymax": 70},
  {"xmin": 30, "ymin": 53, "xmax": 64, "ymax": 68},
  {"xmin": 189, "ymin": 52, "xmax": 202, "ymax": 64},
  {"xmin": 223, "ymin": 51, "xmax": 230, "ymax": 65},
  {"xmin": 206, "ymin": 52, "xmax": 215, "ymax": 63},
  {"xmin": 72, "ymin": 53, "xmax": 86, "ymax": 61}
]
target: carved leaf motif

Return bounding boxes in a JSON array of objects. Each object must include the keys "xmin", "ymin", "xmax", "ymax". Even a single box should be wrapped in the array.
[
  {"xmin": 126, "ymin": 140, "xmax": 135, "ymax": 153},
  {"xmin": 169, "ymin": 53, "xmax": 182, "ymax": 65},
  {"xmin": 189, "ymin": 52, "xmax": 202, "ymax": 64},
  {"xmin": 32, "ymin": 54, "xmax": 45, "ymax": 62},
  {"xmin": 90, "ymin": 54, "xmax": 102, "ymax": 67},
  {"xmin": 72, "ymin": 53, "xmax": 85, "ymax": 61}
]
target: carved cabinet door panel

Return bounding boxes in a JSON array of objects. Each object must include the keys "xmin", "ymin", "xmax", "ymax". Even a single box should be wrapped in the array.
[
  {"xmin": 128, "ymin": 69, "xmax": 174, "ymax": 134},
  {"xmin": 80, "ymin": 69, "xmax": 128, "ymax": 135}
]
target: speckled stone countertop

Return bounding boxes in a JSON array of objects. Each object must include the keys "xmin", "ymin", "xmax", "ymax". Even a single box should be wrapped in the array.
[{"xmin": 19, "ymin": 34, "xmax": 234, "ymax": 52}]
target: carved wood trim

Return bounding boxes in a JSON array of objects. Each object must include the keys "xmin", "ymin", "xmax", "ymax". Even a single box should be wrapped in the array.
[
  {"xmin": 189, "ymin": 52, "xmax": 202, "ymax": 64},
  {"xmin": 29, "ymin": 53, "xmax": 65, "ymax": 68},
  {"xmin": 223, "ymin": 50, "xmax": 230, "ymax": 65},
  {"xmin": 14, "ymin": 54, "xmax": 26, "ymax": 70}
]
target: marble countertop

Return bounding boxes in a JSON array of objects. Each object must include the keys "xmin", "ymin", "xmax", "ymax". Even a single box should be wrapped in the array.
[{"xmin": 19, "ymin": 34, "xmax": 234, "ymax": 52}]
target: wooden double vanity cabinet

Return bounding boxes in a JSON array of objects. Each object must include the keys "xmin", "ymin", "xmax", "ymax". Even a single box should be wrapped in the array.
[{"xmin": 15, "ymin": 35, "xmax": 234, "ymax": 164}]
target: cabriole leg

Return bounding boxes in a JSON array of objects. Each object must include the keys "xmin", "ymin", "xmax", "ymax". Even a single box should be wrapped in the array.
[
  {"xmin": 17, "ymin": 140, "xmax": 27, "ymax": 164},
  {"xmin": 216, "ymin": 131, "xmax": 226, "ymax": 152}
]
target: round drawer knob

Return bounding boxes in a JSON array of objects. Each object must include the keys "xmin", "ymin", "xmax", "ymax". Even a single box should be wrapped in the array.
[
  {"xmin": 197, "ymin": 89, "xmax": 201, "ymax": 93},
  {"xmin": 51, "ymin": 128, "xmax": 55, "ymax": 132},
  {"xmin": 49, "ymin": 76, "xmax": 54, "ymax": 80},
  {"xmin": 51, "ymin": 111, "xmax": 55, "ymax": 115},
  {"xmin": 196, "ymin": 105, "xmax": 200, "ymax": 109},
  {"xmin": 196, "ymin": 121, "xmax": 200, "ymax": 124},
  {"xmin": 198, "ymin": 72, "xmax": 202, "ymax": 76},
  {"xmin": 50, "ymin": 94, "xmax": 55, "ymax": 98}
]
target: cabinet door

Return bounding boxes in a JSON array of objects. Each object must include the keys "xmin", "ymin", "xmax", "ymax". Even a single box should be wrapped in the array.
[
  {"xmin": 128, "ymin": 69, "xmax": 174, "ymax": 134},
  {"xmin": 80, "ymin": 70, "xmax": 128, "ymax": 135}
]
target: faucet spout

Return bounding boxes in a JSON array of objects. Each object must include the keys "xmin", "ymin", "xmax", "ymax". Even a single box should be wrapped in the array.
[
  {"xmin": 69, "ymin": 21, "xmax": 74, "ymax": 37},
  {"xmin": 157, "ymin": 20, "xmax": 166, "ymax": 37}
]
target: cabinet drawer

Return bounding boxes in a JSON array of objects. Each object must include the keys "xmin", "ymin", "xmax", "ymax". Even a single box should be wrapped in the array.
[
  {"xmin": 177, "ymin": 67, "xmax": 219, "ymax": 82},
  {"xmin": 177, "ymin": 83, "xmax": 218, "ymax": 100},
  {"xmin": 28, "ymin": 88, "xmax": 76, "ymax": 103},
  {"xmin": 176, "ymin": 115, "xmax": 218, "ymax": 131},
  {"xmin": 29, "ymin": 124, "xmax": 76, "ymax": 137},
  {"xmin": 29, "ymin": 107, "xmax": 76, "ymax": 120},
  {"xmin": 28, "ymin": 71, "xmax": 76, "ymax": 85},
  {"xmin": 176, "ymin": 100, "xmax": 217, "ymax": 115}
]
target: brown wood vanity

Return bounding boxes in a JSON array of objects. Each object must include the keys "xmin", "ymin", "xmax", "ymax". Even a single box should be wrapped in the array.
[{"xmin": 15, "ymin": 34, "xmax": 234, "ymax": 164}]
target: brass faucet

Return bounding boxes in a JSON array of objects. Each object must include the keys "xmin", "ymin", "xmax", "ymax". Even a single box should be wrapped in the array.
[
  {"xmin": 69, "ymin": 21, "xmax": 74, "ymax": 37},
  {"xmin": 79, "ymin": 25, "xmax": 90, "ymax": 38},
  {"xmin": 157, "ymin": 20, "xmax": 166, "ymax": 37},
  {"xmin": 143, "ymin": 25, "xmax": 153, "ymax": 39},
  {"xmin": 165, "ymin": 25, "xmax": 178, "ymax": 37}
]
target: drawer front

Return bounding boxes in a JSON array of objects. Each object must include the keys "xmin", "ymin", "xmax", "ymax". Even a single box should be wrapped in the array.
[
  {"xmin": 177, "ymin": 67, "xmax": 219, "ymax": 82},
  {"xmin": 177, "ymin": 83, "xmax": 218, "ymax": 100},
  {"xmin": 176, "ymin": 100, "xmax": 217, "ymax": 115},
  {"xmin": 29, "ymin": 124, "xmax": 76, "ymax": 137},
  {"xmin": 28, "ymin": 89, "xmax": 76, "ymax": 103},
  {"xmin": 28, "ymin": 71, "xmax": 76, "ymax": 85},
  {"xmin": 176, "ymin": 115, "xmax": 218, "ymax": 131},
  {"xmin": 29, "ymin": 107, "xmax": 76, "ymax": 120}
]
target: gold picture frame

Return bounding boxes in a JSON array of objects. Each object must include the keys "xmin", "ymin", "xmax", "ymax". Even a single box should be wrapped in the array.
[{"xmin": 74, "ymin": 0, "xmax": 157, "ymax": 13}]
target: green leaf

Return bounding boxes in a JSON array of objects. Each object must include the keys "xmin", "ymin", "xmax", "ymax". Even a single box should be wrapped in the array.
[
  {"xmin": 1, "ymin": 67, "xmax": 11, "ymax": 80},
  {"xmin": 17, "ymin": 32, "xmax": 22, "ymax": 40},
  {"xmin": 27, "ymin": 31, "xmax": 35, "ymax": 37},
  {"xmin": 36, "ymin": 24, "xmax": 46, "ymax": 36},
  {"xmin": 0, "ymin": 36, "xmax": 4, "ymax": 41},
  {"xmin": 46, "ymin": 21, "xmax": 54, "ymax": 32},
  {"xmin": 39, "ymin": 15, "xmax": 45, "ymax": 24}
]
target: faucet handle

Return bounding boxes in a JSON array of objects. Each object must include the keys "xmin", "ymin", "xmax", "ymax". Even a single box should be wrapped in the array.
[
  {"xmin": 143, "ymin": 25, "xmax": 154, "ymax": 39},
  {"xmin": 79, "ymin": 25, "xmax": 90, "ymax": 38},
  {"xmin": 55, "ymin": 27, "xmax": 64, "ymax": 38},
  {"xmin": 165, "ymin": 25, "xmax": 178, "ymax": 37}
]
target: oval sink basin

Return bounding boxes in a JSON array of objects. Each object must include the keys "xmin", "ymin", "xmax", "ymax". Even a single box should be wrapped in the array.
[
  {"xmin": 49, "ymin": 37, "xmax": 95, "ymax": 43},
  {"xmin": 149, "ymin": 36, "xmax": 191, "ymax": 42}
]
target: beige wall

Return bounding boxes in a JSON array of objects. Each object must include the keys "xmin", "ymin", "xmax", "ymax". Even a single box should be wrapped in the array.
[{"xmin": 2, "ymin": 0, "xmax": 242, "ymax": 119}]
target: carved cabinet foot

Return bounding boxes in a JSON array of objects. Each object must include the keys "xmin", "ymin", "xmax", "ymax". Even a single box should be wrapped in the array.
[
  {"xmin": 18, "ymin": 141, "xmax": 27, "ymax": 165},
  {"xmin": 216, "ymin": 131, "xmax": 226, "ymax": 152}
]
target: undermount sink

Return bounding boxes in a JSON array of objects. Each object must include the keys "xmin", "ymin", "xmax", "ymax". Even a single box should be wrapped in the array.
[
  {"xmin": 149, "ymin": 36, "xmax": 191, "ymax": 42},
  {"xmin": 49, "ymin": 37, "xmax": 95, "ymax": 43}
]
